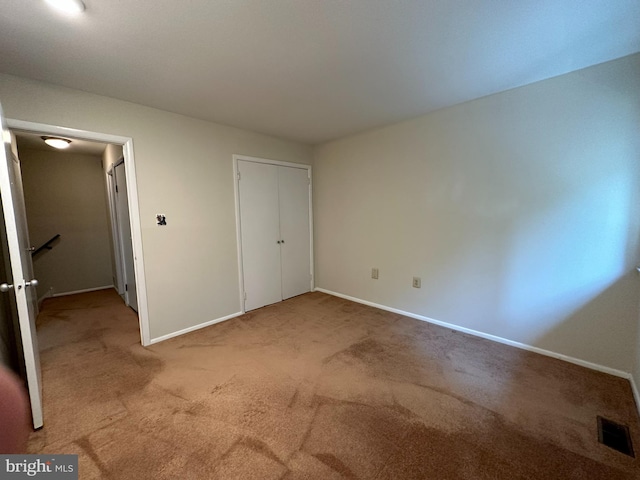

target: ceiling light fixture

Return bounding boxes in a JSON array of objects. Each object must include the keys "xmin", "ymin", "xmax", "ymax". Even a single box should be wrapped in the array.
[
  {"xmin": 44, "ymin": 0, "xmax": 86, "ymax": 14},
  {"xmin": 42, "ymin": 137, "xmax": 72, "ymax": 149}
]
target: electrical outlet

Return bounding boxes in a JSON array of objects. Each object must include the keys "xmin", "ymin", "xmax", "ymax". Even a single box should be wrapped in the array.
[
  {"xmin": 371, "ymin": 268, "xmax": 379, "ymax": 279},
  {"xmin": 413, "ymin": 277, "xmax": 421, "ymax": 288}
]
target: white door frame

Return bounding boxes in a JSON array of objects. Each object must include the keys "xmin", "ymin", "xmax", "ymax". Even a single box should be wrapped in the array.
[
  {"xmin": 8, "ymin": 119, "xmax": 151, "ymax": 346},
  {"xmin": 232, "ymin": 154, "xmax": 314, "ymax": 313}
]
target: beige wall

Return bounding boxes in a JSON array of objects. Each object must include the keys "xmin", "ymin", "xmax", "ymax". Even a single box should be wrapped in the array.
[
  {"xmin": 20, "ymin": 148, "xmax": 114, "ymax": 297},
  {"xmin": 102, "ymin": 144, "xmax": 122, "ymax": 173},
  {"xmin": 314, "ymin": 54, "xmax": 640, "ymax": 378},
  {"xmin": 0, "ymin": 73, "xmax": 313, "ymax": 340}
]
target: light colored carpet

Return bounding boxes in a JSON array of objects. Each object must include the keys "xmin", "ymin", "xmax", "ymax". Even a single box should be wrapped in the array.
[{"xmin": 29, "ymin": 289, "xmax": 640, "ymax": 479}]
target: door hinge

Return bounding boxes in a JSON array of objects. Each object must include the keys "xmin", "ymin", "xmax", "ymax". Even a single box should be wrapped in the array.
[
  {"xmin": 237, "ymin": 172, "xmax": 241, "ymax": 181},
  {"xmin": 125, "ymin": 284, "xmax": 128, "ymax": 291},
  {"xmin": 243, "ymin": 291, "xmax": 247, "ymax": 300},
  {"xmin": 115, "ymin": 184, "xmax": 119, "ymax": 193}
]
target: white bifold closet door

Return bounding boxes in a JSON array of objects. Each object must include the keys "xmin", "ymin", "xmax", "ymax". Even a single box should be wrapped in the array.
[
  {"xmin": 238, "ymin": 160, "xmax": 311, "ymax": 311},
  {"xmin": 278, "ymin": 165, "xmax": 311, "ymax": 300}
]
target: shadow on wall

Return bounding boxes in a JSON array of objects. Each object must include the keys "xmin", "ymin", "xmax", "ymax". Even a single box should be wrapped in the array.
[
  {"xmin": 393, "ymin": 133, "xmax": 640, "ymax": 368},
  {"xmin": 416, "ymin": 93, "xmax": 640, "ymax": 368},
  {"xmin": 498, "ymin": 167, "xmax": 640, "ymax": 345},
  {"xmin": 536, "ymin": 274, "xmax": 638, "ymax": 371}
]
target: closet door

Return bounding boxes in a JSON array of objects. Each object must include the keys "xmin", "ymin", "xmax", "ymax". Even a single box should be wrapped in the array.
[
  {"xmin": 238, "ymin": 160, "xmax": 282, "ymax": 311},
  {"xmin": 278, "ymin": 165, "xmax": 311, "ymax": 300}
]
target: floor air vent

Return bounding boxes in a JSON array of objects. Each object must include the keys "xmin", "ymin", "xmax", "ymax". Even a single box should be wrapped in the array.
[{"xmin": 597, "ymin": 416, "xmax": 634, "ymax": 457}]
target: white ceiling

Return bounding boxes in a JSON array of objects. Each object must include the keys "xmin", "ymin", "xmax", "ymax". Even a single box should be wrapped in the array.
[{"xmin": 0, "ymin": 1, "xmax": 639, "ymax": 144}]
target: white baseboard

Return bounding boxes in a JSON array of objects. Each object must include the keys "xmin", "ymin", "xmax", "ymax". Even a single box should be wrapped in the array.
[
  {"xmin": 52, "ymin": 285, "xmax": 114, "ymax": 297},
  {"xmin": 314, "ymin": 288, "xmax": 633, "ymax": 381},
  {"xmin": 148, "ymin": 311, "xmax": 243, "ymax": 345}
]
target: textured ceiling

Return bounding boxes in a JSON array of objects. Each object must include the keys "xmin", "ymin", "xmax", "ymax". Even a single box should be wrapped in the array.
[{"xmin": 0, "ymin": 1, "xmax": 639, "ymax": 144}]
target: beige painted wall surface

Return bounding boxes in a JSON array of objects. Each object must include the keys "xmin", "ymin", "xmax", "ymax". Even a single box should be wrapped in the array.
[
  {"xmin": 103, "ymin": 143, "xmax": 123, "ymax": 173},
  {"xmin": 314, "ymin": 53, "xmax": 640, "ymax": 376},
  {"xmin": 20, "ymin": 148, "xmax": 114, "ymax": 297},
  {"xmin": 0, "ymin": 74, "xmax": 313, "ymax": 340}
]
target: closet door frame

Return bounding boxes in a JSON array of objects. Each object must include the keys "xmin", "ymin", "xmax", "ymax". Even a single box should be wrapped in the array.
[{"xmin": 233, "ymin": 154, "xmax": 314, "ymax": 313}]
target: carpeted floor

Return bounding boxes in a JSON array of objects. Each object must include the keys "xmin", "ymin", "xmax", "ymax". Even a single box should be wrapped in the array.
[{"xmin": 28, "ymin": 289, "xmax": 640, "ymax": 479}]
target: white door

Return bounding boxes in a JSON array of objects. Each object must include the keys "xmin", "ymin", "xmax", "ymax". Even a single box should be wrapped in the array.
[
  {"xmin": 106, "ymin": 167, "xmax": 125, "ymax": 295},
  {"xmin": 0, "ymin": 103, "xmax": 43, "ymax": 429},
  {"xmin": 114, "ymin": 162, "xmax": 137, "ymax": 312},
  {"xmin": 238, "ymin": 160, "xmax": 282, "ymax": 311},
  {"xmin": 278, "ymin": 166, "xmax": 311, "ymax": 299}
]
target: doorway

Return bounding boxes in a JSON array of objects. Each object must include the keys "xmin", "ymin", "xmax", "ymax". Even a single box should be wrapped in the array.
[{"xmin": 7, "ymin": 119, "xmax": 149, "ymax": 346}]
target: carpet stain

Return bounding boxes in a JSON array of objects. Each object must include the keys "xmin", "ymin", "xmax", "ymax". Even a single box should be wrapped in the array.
[
  {"xmin": 129, "ymin": 351, "xmax": 164, "ymax": 371},
  {"xmin": 210, "ymin": 375, "xmax": 238, "ymax": 396},
  {"xmin": 287, "ymin": 388, "xmax": 300, "ymax": 409},
  {"xmin": 238, "ymin": 436, "xmax": 286, "ymax": 466},
  {"xmin": 154, "ymin": 384, "xmax": 190, "ymax": 402},
  {"xmin": 75, "ymin": 436, "xmax": 113, "ymax": 479},
  {"xmin": 414, "ymin": 381, "xmax": 486, "ymax": 410},
  {"xmin": 178, "ymin": 343, "xmax": 225, "ymax": 349},
  {"xmin": 388, "ymin": 400, "xmax": 420, "ymax": 419},
  {"xmin": 312, "ymin": 453, "xmax": 359, "ymax": 479},
  {"xmin": 323, "ymin": 337, "xmax": 390, "ymax": 365},
  {"xmin": 183, "ymin": 401, "xmax": 207, "ymax": 417}
]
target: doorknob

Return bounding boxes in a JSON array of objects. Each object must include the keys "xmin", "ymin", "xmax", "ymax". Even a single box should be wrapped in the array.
[
  {"xmin": 25, "ymin": 279, "xmax": 38, "ymax": 288},
  {"xmin": 27, "ymin": 246, "xmax": 35, "ymax": 252},
  {"xmin": 0, "ymin": 283, "xmax": 14, "ymax": 293}
]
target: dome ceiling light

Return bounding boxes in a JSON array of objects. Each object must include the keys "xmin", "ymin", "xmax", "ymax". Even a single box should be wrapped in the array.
[{"xmin": 41, "ymin": 137, "xmax": 72, "ymax": 149}]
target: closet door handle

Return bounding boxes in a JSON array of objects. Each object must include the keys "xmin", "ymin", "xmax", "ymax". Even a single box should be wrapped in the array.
[
  {"xmin": 277, "ymin": 240, "xmax": 281, "ymax": 244},
  {"xmin": 281, "ymin": 240, "xmax": 285, "ymax": 244}
]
